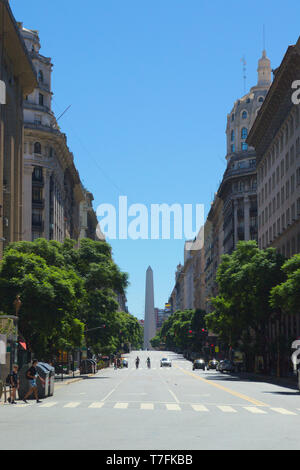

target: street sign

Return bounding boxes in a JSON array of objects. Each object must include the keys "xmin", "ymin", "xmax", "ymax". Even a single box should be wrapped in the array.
[{"xmin": 215, "ymin": 346, "xmax": 219, "ymax": 353}]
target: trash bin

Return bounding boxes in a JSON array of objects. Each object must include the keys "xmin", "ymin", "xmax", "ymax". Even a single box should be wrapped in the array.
[
  {"xmin": 39, "ymin": 363, "xmax": 55, "ymax": 396},
  {"xmin": 36, "ymin": 363, "xmax": 50, "ymax": 399},
  {"xmin": 18, "ymin": 363, "xmax": 49, "ymax": 400}
]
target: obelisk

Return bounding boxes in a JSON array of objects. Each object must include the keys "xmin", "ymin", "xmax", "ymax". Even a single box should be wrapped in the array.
[{"xmin": 144, "ymin": 266, "xmax": 156, "ymax": 350}]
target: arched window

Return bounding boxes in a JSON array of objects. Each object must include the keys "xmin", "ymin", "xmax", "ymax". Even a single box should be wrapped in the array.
[
  {"xmin": 38, "ymin": 70, "xmax": 44, "ymax": 83},
  {"xmin": 241, "ymin": 127, "xmax": 248, "ymax": 139},
  {"xmin": 231, "ymin": 114, "xmax": 235, "ymax": 122},
  {"xmin": 258, "ymin": 96, "xmax": 264, "ymax": 103},
  {"xmin": 34, "ymin": 142, "xmax": 41, "ymax": 154},
  {"xmin": 242, "ymin": 111, "xmax": 248, "ymax": 119},
  {"xmin": 231, "ymin": 130, "xmax": 234, "ymax": 142}
]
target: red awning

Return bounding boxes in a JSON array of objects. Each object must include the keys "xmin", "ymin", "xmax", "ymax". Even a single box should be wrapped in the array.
[{"xmin": 19, "ymin": 341, "xmax": 27, "ymax": 350}]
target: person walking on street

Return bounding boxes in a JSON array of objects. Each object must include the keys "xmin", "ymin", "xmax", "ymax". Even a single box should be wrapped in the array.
[
  {"xmin": 23, "ymin": 359, "xmax": 44, "ymax": 404},
  {"xmin": 8, "ymin": 364, "xmax": 19, "ymax": 404}
]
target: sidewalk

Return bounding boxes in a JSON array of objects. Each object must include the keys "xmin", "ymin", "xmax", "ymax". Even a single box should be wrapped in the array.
[{"xmin": 238, "ymin": 371, "xmax": 298, "ymax": 390}]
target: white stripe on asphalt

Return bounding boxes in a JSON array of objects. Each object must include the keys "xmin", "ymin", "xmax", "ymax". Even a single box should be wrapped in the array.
[
  {"xmin": 168, "ymin": 389, "xmax": 180, "ymax": 403},
  {"xmin": 243, "ymin": 406, "xmax": 267, "ymax": 414},
  {"xmin": 88, "ymin": 402, "xmax": 104, "ymax": 409},
  {"xmin": 140, "ymin": 403, "xmax": 154, "ymax": 410},
  {"xmin": 270, "ymin": 408, "xmax": 297, "ymax": 415},
  {"xmin": 38, "ymin": 402, "xmax": 58, "ymax": 408},
  {"xmin": 166, "ymin": 404, "xmax": 181, "ymax": 411},
  {"xmin": 191, "ymin": 404, "xmax": 209, "ymax": 412},
  {"xmin": 64, "ymin": 402, "xmax": 80, "ymax": 408},
  {"xmin": 217, "ymin": 405, "xmax": 237, "ymax": 413},
  {"xmin": 114, "ymin": 403, "xmax": 129, "ymax": 409}
]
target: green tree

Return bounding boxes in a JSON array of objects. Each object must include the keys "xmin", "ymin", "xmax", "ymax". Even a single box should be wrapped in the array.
[{"xmin": 206, "ymin": 241, "xmax": 285, "ymax": 370}]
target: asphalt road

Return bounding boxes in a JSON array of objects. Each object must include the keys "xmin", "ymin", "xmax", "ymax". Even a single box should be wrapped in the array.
[{"xmin": 1, "ymin": 350, "xmax": 300, "ymax": 450}]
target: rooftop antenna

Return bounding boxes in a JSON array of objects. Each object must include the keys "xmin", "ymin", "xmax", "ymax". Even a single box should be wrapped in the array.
[
  {"xmin": 241, "ymin": 56, "xmax": 247, "ymax": 94},
  {"xmin": 57, "ymin": 104, "xmax": 72, "ymax": 122}
]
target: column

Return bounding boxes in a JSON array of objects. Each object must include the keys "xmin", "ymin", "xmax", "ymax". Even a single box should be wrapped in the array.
[
  {"xmin": 43, "ymin": 168, "xmax": 51, "ymax": 239},
  {"xmin": 22, "ymin": 165, "xmax": 33, "ymax": 241},
  {"xmin": 244, "ymin": 196, "xmax": 250, "ymax": 240},
  {"xmin": 233, "ymin": 199, "xmax": 238, "ymax": 248}
]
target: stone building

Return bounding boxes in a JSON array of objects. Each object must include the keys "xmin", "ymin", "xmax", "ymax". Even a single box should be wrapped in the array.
[
  {"xmin": 218, "ymin": 51, "xmax": 272, "ymax": 254},
  {"xmin": 0, "ymin": 1, "xmax": 37, "ymax": 259},
  {"xmin": 79, "ymin": 188, "xmax": 101, "ymax": 241},
  {"xmin": 248, "ymin": 38, "xmax": 300, "ymax": 258},
  {"xmin": 20, "ymin": 26, "xmax": 85, "ymax": 242}
]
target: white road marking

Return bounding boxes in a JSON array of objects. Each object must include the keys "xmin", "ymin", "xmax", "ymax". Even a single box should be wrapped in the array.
[
  {"xmin": 38, "ymin": 402, "xmax": 58, "ymax": 408},
  {"xmin": 217, "ymin": 405, "xmax": 237, "ymax": 413},
  {"xmin": 64, "ymin": 402, "xmax": 80, "ymax": 408},
  {"xmin": 166, "ymin": 403, "xmax": 181, "ymax": 411},
  {"xmin": 140, "ymin": 403, "xmax": 154, "ymax": 410},
  {"xmin": 191, "ymin": 404, "xmax": 209, "ymax": 412},
  {"xmin": 168, "ymin": 389, "xmax": 180, "ymax": 404},
  {"xmin": 101, "ymin": 388, "xmax": 116, "ymax": 402},
  {"xmin": 114, "ymin": 402, "xmax": 129, "ymax": 409},
  {"xmin": 88, "ymin": 402, "xmax": 104, "ymax": 409},
  {"xmin": 244, "ymin": 406, "xmax": 267, "ymax": 414},
  {"xmin": 270, "ymin": 408, "xmax": 297, "ymax": 415}
]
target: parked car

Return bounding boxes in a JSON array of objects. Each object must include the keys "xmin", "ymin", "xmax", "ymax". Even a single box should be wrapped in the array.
[
  {"xmin": 192, "ymin": 359, "xmax": 206, "ymax": 370},
  {"xmin": 160, "ymin": 357, "xmax": 172, "ymax": 367},
  {"xmin": 122, "ymin": 359, "xmax": 128, "ymax": 368},
  {"xmin": 208, "ymin": 359, "xmax": 219, "ymax": 369},
  {"xmin": 218, "ymin": 359, "xmax": 235, "ymax": 373}
]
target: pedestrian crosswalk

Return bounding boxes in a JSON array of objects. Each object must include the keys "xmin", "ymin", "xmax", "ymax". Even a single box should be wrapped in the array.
[{"xmin": 3, "ymin": 401, "xmax": 300, "ymax": 416}]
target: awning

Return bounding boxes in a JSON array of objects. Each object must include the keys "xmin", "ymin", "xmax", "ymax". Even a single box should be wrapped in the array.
[{"xmin": 19, "ymin": 341, "xmax": 27, "ymax": 350}]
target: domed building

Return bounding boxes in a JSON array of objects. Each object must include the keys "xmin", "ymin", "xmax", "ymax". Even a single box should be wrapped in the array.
[
  {"xmin": 218, "ymin": 50, "xmax": 272, "ymax": 254},
  {"xmin": 20, "ymin": 26, "xmax": 86, "ymax": 243}
]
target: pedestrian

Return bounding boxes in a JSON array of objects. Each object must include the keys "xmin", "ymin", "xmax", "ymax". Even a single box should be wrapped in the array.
[
  {"xmin": 7, "ymin": 364, "xmax": 19, "ymax": 404},
  {"xmin": 23, "ymin": 359, "xmax": 44, "ymax": 404}
]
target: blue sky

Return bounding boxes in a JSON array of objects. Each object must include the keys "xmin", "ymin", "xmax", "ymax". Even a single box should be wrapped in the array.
[{"xmin": 11, "ymin": 0, "xmax": 300, "ymax": 319}]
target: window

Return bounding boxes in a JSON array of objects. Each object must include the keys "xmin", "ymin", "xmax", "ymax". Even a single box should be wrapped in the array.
[
  {"xmin": 242, "ymin": 142, "xmax": 248, "ymax": 151},
  {"xmin": 285, "ymin": 152, "xmax": 289, "ymax": 172},
  {"xmin": 241, "ymin": 128, "xmax": 248, "ymax": 139},
  {"xmin": 39, "ymin": 93, "xmax": 44, "ymax": 106},
  {"xmin": 34, "ymin": 142, "xmax": 41, "ymax": 154},
  {"xmin": 297, "ymin": 168, "xmax": 300, "ymax": 186},
  {"xmin": 231, "ymin": 144, "xmax": 235, "ymax": 153},
  {"xmin": 258, "ymin": 96, "xmax": 264, "ymax": 103},
  {"xmin": 33, "ymin": 167, "xmax": 43, "ymax": 181},
  {"xmin": 231, "ymin": 130, "xmax": 234, "ymax": 142},
  {"xmin": 32, "ymin": 188, "xmax": 43, "ymax": 202},
  {"xmin": 231, "ymin": 114, "xmax": 235, "ymax": 122},
  {"xmin": 291, "ymin": 174, "xmax": 295, "ymax": 193},
  {"xmin": 38, "ymin": 70, "xmax": 44, "ymax": 83},
  {"xmin": 34, "ymin": 114, "xmax": 42, "ymax": 125},
  {"xmin": 242, "ymin": 111, "xmax": 247, "ymax": 119}
]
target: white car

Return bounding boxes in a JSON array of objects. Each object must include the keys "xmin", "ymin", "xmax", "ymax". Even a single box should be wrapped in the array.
[{"xmin": 160, "ymin": 357, "xmax": 172, "ymax": 367}]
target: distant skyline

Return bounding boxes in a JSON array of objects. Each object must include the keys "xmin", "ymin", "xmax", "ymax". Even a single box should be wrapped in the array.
[{"xmin": 11, "ymin": 0, "xmax": 300, "ymax": 318}]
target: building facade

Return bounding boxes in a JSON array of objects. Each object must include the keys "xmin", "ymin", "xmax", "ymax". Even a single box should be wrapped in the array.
[
  {"xmin": 248, "ymin": 39, "xmax": 300, "ymax": 258},
  {"xmin": 218, "ymin": 51, "xmax": 272, "ymax": 255},
  {"xmin": 0, "ymin": 2, "xmax": 37, "ymax": 259},
  {"xmin": 20, "ymin": 26, "xmax": 85, "ymax": 243}
]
